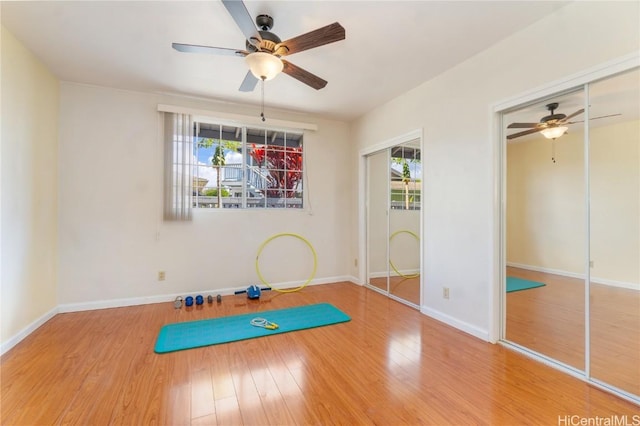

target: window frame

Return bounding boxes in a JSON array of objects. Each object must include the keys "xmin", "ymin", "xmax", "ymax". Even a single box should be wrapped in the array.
[{"xmin": 191, "ymin": 117, "xmax": 305, "ymax": 211}]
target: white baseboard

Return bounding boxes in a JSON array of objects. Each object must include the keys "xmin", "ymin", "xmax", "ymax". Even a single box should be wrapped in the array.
[
  {"xmin": 369, "ymin": 271, "xmax": 387, "ymax": 279},
  {"xmin": 269, "ymin": 275, "xmax": 352, "ymax": 289},
  {"xmin": 3, "ymin": 277, "xmax": 354, "ymax": 354},
  {"xmin": 348, "ymin": 275, "xmax": 363, "ymax": 285},
  {"xmin": 590, "ymin": 276, "xmax": 640, "ymax": 291},
  {"xmin": 1, "ymin": 306, "xmax": 59, "ymax": 356},
  {"xmin": 507, "ymin": 262, "xmax": 583, "ymax": 279},
  {"xmin": 59, "ymin": 275, "xmax": 352, "ymax": 313},
  {"xmin": 507, "ymin": 262, "xmax": 639, "ymax": 291},
  {"xmin": 421, "ymin": 306, "xmax": 490, "ymax": 342},
  {"xmin": 370, "ymin": 269, "xmax": 420, "ymax": 279},
  {"xmin": 390, "ymin": 268, "xmax": 420, "ymax": 277},
  {"xmin": 58, "ymin": 294, "xmax": 181, "ymax": 313}
]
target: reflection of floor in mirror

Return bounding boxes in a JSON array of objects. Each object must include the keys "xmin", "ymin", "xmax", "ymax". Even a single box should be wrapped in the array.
[
  {"xmin": 369, "ymin": 276, "xmax": 387, "ymax": 293},
  {"xmin": 506, "ymin": 266, "xmax": 640, "ymax": 396},
  {"xmin": 390, "ymin": 275, "xmax": 420, "ymax": 305},
  {"xmin": 368, "ymin": 276, "xmax": 420, "ymax": 306}
]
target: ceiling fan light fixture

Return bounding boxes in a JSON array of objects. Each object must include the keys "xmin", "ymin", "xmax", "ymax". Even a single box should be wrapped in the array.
[
  {"xmin": 540, "ymin": 126, "xmax": 568, "ymax": 139},
  {"xmin": 246, "ymin": 52, "xmax": 283, "ymax": 81}
]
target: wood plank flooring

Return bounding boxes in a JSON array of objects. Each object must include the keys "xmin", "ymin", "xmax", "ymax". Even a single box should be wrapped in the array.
[{"xmin": 2, "ymin": 282, "xmax": 638, "ymax": 425}]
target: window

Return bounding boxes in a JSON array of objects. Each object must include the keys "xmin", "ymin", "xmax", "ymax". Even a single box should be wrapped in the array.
[
  {"xmin": 390, "ymin": 143, "xmax": 421, "ymax": 210},
  {"xmin": 192, "ymin": 121, "xmax": 304, "ymax": 209}
]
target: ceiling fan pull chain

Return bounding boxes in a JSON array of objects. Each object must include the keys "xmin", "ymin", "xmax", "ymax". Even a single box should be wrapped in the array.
[
  {"xmin": 260, "ymin": 78, "xmax": 266, "ymax": 122},
  {"xmin": 552, "ymin": 139, "xmax": 556, "ymax": 163}
]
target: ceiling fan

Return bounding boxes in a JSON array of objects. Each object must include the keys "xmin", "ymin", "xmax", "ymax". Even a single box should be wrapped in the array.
[
  {"xmin": 172, "ymin": 0, "xmax": 346, "ymax": 92},
  {"xmin": 506, "ymin": 102, "xmax": 621, "ymax": 140}
]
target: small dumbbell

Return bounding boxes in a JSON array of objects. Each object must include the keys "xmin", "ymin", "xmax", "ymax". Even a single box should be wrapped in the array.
[
  {"xmin": 217, "ymin": 294, "xmax": 222, "ymax": 303},
  {"xmin": 174, "ymin": 296, "xmax": 183, "ymax": 309},
  {"xmin": 185, "ymin": 296, "xmax": 194, "ymax": 307},
  {"xmin": 195, "ymin": 295, "xmax": 204, "ymax": 305},
  {"xmin": 207, "ymin": 295, "xmax": 213, "ymax": 304}
]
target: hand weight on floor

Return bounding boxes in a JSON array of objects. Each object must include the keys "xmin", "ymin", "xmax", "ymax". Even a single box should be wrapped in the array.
[{"xmin": 175, "ymin": 294, "xmax": 220, "ymax": 309}]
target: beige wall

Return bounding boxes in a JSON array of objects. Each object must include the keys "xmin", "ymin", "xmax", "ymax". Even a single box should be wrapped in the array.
[
  {"xmin": 508, "ymin": 119, "xmax": 640, "ymax": 287},
  {"xmin": 57, "ymin": 83, "xmax": 351, "ymax": 305},
  {"xmin": 1, "ymin": 25, "xmax": 59, "ymax": 350},
  {"xmin": 506, "ymin": 131, "xmax": 586, "ymax": 274},
  {"xmin": 590, "ymin": 120, "xmax": 640, "ymax": 285}
]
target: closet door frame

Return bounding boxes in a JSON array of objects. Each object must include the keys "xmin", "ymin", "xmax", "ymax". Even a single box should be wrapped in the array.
[{"xmin": 359, "ymin": 129, "xmax": 424, "ymax": 309}]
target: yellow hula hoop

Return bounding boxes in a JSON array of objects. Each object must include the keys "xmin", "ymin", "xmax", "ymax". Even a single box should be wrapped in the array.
[
  {"xmin": 389, "ymin": 229, "xmax": 420, "ymax": 279},
  {"xmin": 255, "ymin": 233, "xmax": 318, "ymax": 293}
]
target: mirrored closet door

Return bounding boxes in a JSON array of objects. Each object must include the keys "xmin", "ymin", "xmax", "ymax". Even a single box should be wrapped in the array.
[
  {"xmin": 504, "ymin": 88, "xmax": 586, "ymax": 372},
  {"xmin": 366, "ymin": 150, "xmax": 391, "ymax": 295},
  {"xmin": 502, "ymin": 67, "xmax": 640, "ymax": 402},
  {"xmin": 365, "ymin": 135, "xmax": 422, "ymax": 307},
  {"xmin": 587, "ymin": 69, "xmax": 640, "ymax": 397}
]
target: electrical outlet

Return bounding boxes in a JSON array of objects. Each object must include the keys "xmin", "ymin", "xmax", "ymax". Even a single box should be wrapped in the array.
[
  {"xmin": 158, "ymin": 271, "xmax": 166, "ymax": 281},
  {"xmin": 443, "ymin": 287, "xmax": 450, "ymax": 299}
]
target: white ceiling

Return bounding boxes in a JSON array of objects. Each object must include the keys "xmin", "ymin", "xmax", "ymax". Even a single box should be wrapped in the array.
[{"xmin": 2, "ymin": 1, "xmax": 570, "ymax": 121}]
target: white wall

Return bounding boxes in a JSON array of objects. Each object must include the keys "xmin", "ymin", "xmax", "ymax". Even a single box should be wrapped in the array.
[
  {"xmin": 1, "ymin": 25, "xmax": 59, "ymax": 350},
  {"xmin": 57, "ymin": 83, "xmax": 351, "ymax": 306},
  {"xmin": 350, "ymin": 1, "xmax": 640, "ymax": 340}
]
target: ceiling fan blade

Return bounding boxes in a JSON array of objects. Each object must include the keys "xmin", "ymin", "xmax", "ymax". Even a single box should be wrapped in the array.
[
  {"xmin": 172, "ymin": 43, "xmax": 247, "ymax": 57},
  {"xmin": 221, "ymin": 0, "xmax": 262, "ymax": 45},
  {"xmin": 507, "ymin": 122, "xmax": 541, "ymax": 129},
  {"xmin": 560, "ymin": 108, "xmax": 584, "ymax": 122},
  {"xmin": 507, "ymin": 128, "xmax": 543, "ymax": 140},
  {"xmin": 567, "ymin": 113, "xmax": 622, "ymax": 124},
  {"xmin": 281, "ymin": 60, "xmax": 327, "ymax": 90},
  {"xmin": 276, "ymin": 22, "xmax": 345, "ymax": 56},
  {"xmin": 239, "ymin": 71, "xmax": 259, "ymax": 92}
]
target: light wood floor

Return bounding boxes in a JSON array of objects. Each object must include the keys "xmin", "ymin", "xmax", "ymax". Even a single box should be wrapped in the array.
[
  {"xmin": 506, "ymin": 267, "xmax": 640, "ymax": 396},
  {"xmin": 2, "ymin": 282, "xmax": 638, "ymax": 425}
]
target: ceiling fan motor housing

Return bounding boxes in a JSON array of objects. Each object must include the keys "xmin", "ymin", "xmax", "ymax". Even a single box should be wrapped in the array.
[
  {"xmin": 541, "ymin": 103, "xmax": 566, "ymax": 123},
  {"xmin": 246, "ymin": 29, "xmax": 282, "ymax": 53},
  {"xmin": 541, "ymin": 113, "xmax": 566, "ymax": 123},
  {"xmin": 256, "ymin": 14, "xmax": 274, "ymax": 31}
]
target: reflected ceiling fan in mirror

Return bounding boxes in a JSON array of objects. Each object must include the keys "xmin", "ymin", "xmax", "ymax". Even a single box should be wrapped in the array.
[
  {"xmin": 506, "ymin": 102, "xmax": 621, "ymax": 140},
  {"xmin": 507, "ymin": 102, "xmax": 621, "ymax": 163},
  {"xmin": 172, "ymin": 0, "xmax": 346, "ymax": 120}
]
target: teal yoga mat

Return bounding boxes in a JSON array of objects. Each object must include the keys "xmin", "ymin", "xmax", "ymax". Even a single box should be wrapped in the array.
[
  {"xmin": 506, "ymin": 277, "xmax": 546, "ymax": 293},
  {"xmin": 154, "ymin": 303, "xmax": 350, "ymax": 353}
]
